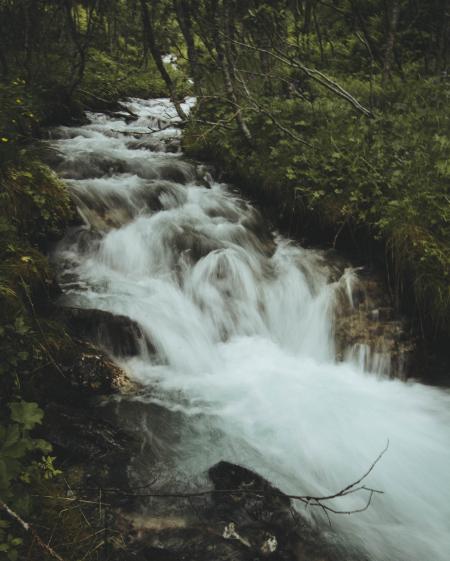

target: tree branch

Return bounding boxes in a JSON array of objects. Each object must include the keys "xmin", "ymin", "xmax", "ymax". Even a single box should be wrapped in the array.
[
  {"xmin": 225, "ymin": 35, "xmax": 373, "ymax": 117},
  {"xmin": 0, "ymin": 499, "xmax": 67, "ymax": 561},
  {"xmin": 69, "ymin": 442, "xmax": 389, "ymax": 518}
]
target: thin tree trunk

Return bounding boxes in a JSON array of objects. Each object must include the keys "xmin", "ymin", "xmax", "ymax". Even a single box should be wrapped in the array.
[
  {"xmin": 173, "ymin": 0, "xmax": 201, "ymax": 86},
  {"xmin": 215, "ymin": 1, "xmax": 252, "ymax": 143},
  {"xmin": 63, "ymin": 0, "xmax": 97, "ymax": 98},
  {"xmin": 436, "ymin": 0, "xmax": 449, "ymax": 73},
  {"xmin": 382, "ymin": 0, "xmax": 400, "ymax": 82},
  {"xmin": 349, "ymin": 0, "xmax": 382, "ymax": 65},
  {"xmin": 140, "ymin": 0, "xmax": 187, "ymax": 120}
]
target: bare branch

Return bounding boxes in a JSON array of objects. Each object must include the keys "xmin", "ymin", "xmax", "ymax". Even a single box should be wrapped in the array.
[
  {"xmin": 225, "ymin": 35, "xmax": 373, "ymax": 118},
  {"xmin": 67, "ymin": 442, "xmax": 388, "ymax": 518},
  {"xmin": 0, "ymin": 499, "xmax": 68, "ymax": 561}
]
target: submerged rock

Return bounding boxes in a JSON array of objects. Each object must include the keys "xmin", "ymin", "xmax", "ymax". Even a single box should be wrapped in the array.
[{"xmin": 115, "ymin": 462, "xmax": 342, "ymax": 561}]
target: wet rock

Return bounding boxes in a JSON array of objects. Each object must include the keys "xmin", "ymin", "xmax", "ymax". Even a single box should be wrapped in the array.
[
  {"xmin": 164, "ymin": 139, "xmax": 181, "ymax": 154},
  {"xmin": 206, "ymin": 462, "xmax": 330, "ymax": 560},
  {"xmin": 62, "ymin": 342, "xmax": 135, "ymax": 394},
  {"xmin": 160, "ymin": 163, "xmax": 192, "ymax": 184},
  {"xmin": 137, "ymin": 180, "xmax": 188, "ymax": 212},
  {"xmin": 40, "ymin": 400, "xmax": 138, "ymax": 492},
  {"xmin": 106, "ymin": 110, "xmax": 139, "ymax": 124},
  {"xmin": 43, "ymin": 402, "xmax": 127, "ymax": 460},
  {"xmin": 195, "ymin": 164, "xmax": 214, "ymax": 188},
  {"xmin": 333, "ymin": 268, "xmax": 416, "ymax": 378},
  {"xmin": 117, "ymin": 462, "xmax": 342, "ymax": 561},
  {"xmin": 65, "ymin": 307, "xmax": 155, "ymax": 359}
]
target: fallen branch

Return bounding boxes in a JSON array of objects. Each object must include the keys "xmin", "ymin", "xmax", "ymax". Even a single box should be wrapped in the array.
[
  {"xmin": 0, "ymin": 499, "xmax": 67, "ymax": 561},
  {"xmin": 69, "ymin": 442, "xmax": 389, "ymax": 518}
]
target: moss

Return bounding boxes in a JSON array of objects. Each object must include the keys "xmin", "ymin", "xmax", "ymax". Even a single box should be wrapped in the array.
[{"xmin": 1, "ymin": 160, "xmax": 75, "ymax": 249}]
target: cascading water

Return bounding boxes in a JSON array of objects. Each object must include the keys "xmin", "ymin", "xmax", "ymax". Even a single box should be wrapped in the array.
[{"xmin": 51, "ymin": 98, "xmax": 450, "ymax": 561}]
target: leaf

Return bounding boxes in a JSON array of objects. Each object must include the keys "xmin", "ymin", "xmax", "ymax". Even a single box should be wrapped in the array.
[
  {"xmin": 9, "ymin": 402, "xmax": 43, "ymax": 430},
  {"xmin": 13, "ymin": 317, "xmax": 29, "ymax": 336},
  {"xmin": 34, "ymin": 439, "xmax": 52, "ymax": 453},
  {"xmin": 1, "ymin": 425, "xmax": 21, "ymax": 451}
]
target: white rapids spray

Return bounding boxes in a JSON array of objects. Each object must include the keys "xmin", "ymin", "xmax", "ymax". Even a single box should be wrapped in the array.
[{"xmin": 52, "ymin": 98, "xmax": 450, "ymax": 561}]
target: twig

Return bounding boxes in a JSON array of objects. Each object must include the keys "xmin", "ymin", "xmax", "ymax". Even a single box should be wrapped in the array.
[
  {"xmin": 116, "ymin": 122, "xmax": 175, "ymax": 136},
  {"xmin": 71, "ymin": 442, "xmax": 388, "ymax": 517},
  {"xmin": 32, "ymin": 495, "xmax": 109, "ymax": 506},
  {"xmin": 233, "ymin": 69, "xmax": 312, "ymax": 147},
  {"xmin": 226, "ymin": 35, "xmax": 373, "ymax": 117},
  {"xmin": 0, "ymin": 499, "xmax": 67, "ymax": 561}
]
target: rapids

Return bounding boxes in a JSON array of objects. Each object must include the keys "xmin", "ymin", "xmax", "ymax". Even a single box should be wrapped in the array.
[{"xmin": 51, "ymin": 98, "xmax": 450, "ymax": 561}]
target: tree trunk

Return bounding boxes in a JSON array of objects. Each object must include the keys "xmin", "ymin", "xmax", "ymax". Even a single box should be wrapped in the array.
[
  {"xmin": 0, "ymin": 41, "xmax": 8, "ymax": 76},
  {"xmin": 382, "ymin": 0, "xmax": 400, "ymax": 82},
  {"xmin": 215, "ymin": 1, "xmax": 252, "ymax": 143},
  {"xmin": 436, "ymin": 0, "xmax": 449, "ymax": 73},
  {"xmin": 349, "ymin": 0, "xmax": 382, "ymax": 65},
  {"xmin": 140, "ymin": 0, "xmax": 187, "ymax": 120},
  {"xmin": 173, "ymin": 0, "xmax": 201, "ymax": 86}
]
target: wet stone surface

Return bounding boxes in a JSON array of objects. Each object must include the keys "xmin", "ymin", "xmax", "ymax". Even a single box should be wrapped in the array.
[
  {"xmin": 112, "ymin": 462, "xmax": 344, "ymax": 561},
  {"xmin": 333, "ymin": 267, "xmax": 416, "ymax": 378}
]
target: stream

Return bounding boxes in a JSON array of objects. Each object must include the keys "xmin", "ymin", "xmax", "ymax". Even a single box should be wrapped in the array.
[{"xmin": 51, "ymin": 98, "xmax": 450, "ymax": 561}]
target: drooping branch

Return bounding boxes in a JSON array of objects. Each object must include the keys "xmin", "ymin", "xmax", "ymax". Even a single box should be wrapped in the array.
[
  {"xmin": 233, "ymin": 69, "xmax": 312, "ymax": 148},
  {"xmin": 226, "ymin": 35, "xmax": 373, "ymax": 118}
]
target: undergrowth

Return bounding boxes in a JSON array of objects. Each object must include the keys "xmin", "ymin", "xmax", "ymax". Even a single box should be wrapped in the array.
[{"xmin": 183, "ymin": 76, "xmax": 450, "ymax": 347}]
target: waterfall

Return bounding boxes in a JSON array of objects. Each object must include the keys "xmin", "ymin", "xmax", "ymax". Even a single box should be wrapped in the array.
[{"xmin": 52, "ymin": 98, "xmax": 450, "ymax": 561}]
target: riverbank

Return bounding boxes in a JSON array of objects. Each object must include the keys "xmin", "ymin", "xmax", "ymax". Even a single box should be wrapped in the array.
[
  {"xmin": 182, "ymin": 82, "xmax": 450, "ymax": 371},
  {"xmin": 0, "ymin": 33, "xmax": 195, "ymax": 556},
  {"xmin": 47, "ymin": 97, "xmax": 450, "ymax": 561},
  {"xmin": 1, "ymin": 94, "xmax": 449, "ymax": 561}
]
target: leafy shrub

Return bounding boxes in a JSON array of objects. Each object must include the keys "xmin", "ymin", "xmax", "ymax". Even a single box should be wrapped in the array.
[{"xmin": 184, "ymin": 75, "xmax": 450, "ymax": 346}]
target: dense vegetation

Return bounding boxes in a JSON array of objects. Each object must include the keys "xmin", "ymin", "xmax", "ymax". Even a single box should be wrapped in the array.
[
  {"xmin": 177, "ymin": 1, "xmax": 450, "ymax": 345},
  {"xmin": 0, "ymin": 2, "xmax": 182, "ymax": 559},
  {"xmin": 0, "ymin": 1, "xmax": 448, "ymax": 559}
]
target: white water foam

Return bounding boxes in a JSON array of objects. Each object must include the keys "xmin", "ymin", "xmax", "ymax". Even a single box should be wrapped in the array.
[{"xmin": 53, "ymin": 98, "xmax": 450, "ymax": 561}]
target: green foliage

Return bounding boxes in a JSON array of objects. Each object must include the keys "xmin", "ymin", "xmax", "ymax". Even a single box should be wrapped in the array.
[
  {"xmin": 0, "ymin": 159, "xmax": 74, "ymax": 559},
  {"xmin": 0, "ymin": 81, "xmax": 39, "ymax": 163},
  {"xmin": 0, "ymin": 400, "xmax": 60, "ymax": 560},
  {"xmin": 1, "ymin": 161, "xmax": 74, "ymax": 247},
  {"xmin": 184, "ymin": 72, "xmax": 450, "ymax": 344},
  {"xmin": 82, "ymin": 48, "xmax": 162, "ymax": 103}
]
